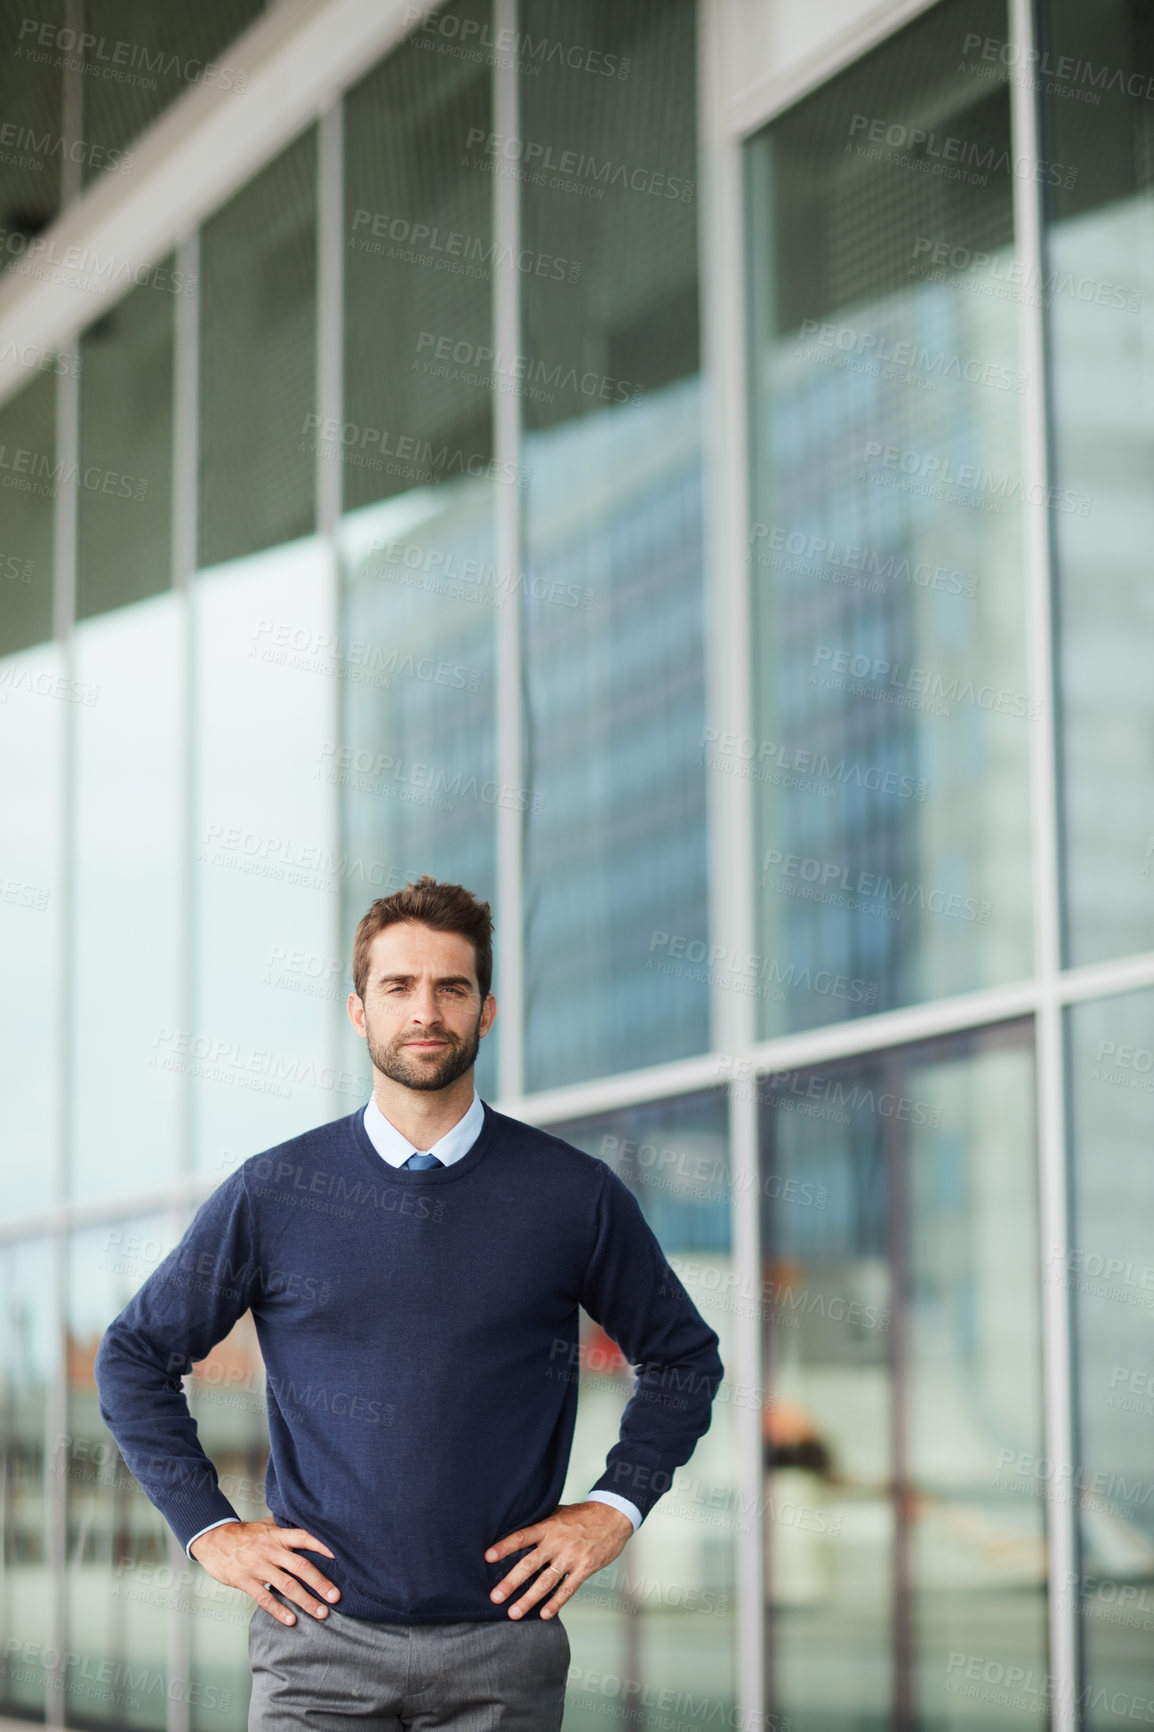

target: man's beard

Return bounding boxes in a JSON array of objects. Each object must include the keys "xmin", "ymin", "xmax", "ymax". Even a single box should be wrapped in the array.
[{"xmin": 364, "ymin": 1010, "xmax": 483, "ymax": 1092}]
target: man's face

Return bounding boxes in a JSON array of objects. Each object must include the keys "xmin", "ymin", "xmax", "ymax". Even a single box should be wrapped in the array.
[{"xmin": 347, "ymin": 921, "xmax": 496, "ymax": 1093}]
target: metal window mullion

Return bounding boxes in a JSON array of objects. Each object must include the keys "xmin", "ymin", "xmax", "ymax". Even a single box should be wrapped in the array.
[
  {"xmin": 317, "ymin": 102, "xmax": 345, "ymax": 1078},
  {"xmin": 168, "ymin": 216, "xmax": 200, "ymax": 1732},
  {"xmin": 1007, "ymin": 1, "xmax": 1078, "ymax": 1728},
  {"xmin": 729, "ymin": 1073, "xmax": 765, "ymax": 1724},
  {"xmin": 173, "ymin": 229, "xmax": 199, "ymax": 1187},
  {"xmin": 701, "ymin": 0, "xmax": 764, "ymax": 1722},
  {"xmin": 46, "ymin": 344, "xmax": 79, "ymax": 1728},
  {"xmin": 494, "ymin": 0, "xmax": 524, "ymax": 1100},
  {"xmin": 700, "ymin": 0, "xmax": 756, "ymax": 1066}
]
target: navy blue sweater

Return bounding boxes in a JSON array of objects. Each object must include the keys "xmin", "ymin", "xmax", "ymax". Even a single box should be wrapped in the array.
[{"xmin": 95, "ymin": 1103, "xmax": 723, "ymax": 1623}]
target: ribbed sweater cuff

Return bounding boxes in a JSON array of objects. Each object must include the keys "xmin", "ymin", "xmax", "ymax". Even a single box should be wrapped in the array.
[
  {"xmin": 590, "ymin": 1464, "xmax": 671, "ymax": 1522},
  {"xmin": 158, "ymin": 1477, "xmax": 242, "ymax": 1555}
]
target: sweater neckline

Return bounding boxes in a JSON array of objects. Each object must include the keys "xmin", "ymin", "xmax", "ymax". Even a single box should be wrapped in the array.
[{"xmin": 348, "ymin": 1098, "xmax": 497, "ymax": 1183}]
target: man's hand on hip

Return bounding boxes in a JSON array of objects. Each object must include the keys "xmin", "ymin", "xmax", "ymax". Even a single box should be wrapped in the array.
[
  {"xmin": 189, "ymin": 1516, "xmax": 340, "ymax": 1626},
  {"xmin": 485, "ymin": 1499, "xmax": 633, "ymax": 1620}
]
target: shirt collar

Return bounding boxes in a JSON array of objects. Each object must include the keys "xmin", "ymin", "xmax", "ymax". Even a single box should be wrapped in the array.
[{"xmin": 362, "ymin": 1087, "xmax": 484, "ymax": 1169}]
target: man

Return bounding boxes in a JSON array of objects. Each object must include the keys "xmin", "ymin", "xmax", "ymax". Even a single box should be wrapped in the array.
[{"xmin": 96, "ymin": 875, "xmax": 724, "ymax": 1730}]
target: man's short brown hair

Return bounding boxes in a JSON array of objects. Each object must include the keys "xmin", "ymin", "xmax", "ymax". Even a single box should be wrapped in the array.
[{"xmin": 352, "ymin": 875, "xmax": 494, "ymax": 1001}]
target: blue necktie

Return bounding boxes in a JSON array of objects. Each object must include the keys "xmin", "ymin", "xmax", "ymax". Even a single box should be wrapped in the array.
[{"xmin": 404, "ymin": 1151, "xmax": 443, "ymax": 1170}]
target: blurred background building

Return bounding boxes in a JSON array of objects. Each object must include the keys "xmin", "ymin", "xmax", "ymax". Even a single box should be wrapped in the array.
[{"xmin": 0, "ymin": 0, "xmax": 1152, "ymax": 1728}]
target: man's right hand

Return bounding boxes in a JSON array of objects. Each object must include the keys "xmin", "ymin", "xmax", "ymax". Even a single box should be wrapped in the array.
[{"xmin": 189, "ymin": 1516, "xmax": 341, "ymax": 1625}]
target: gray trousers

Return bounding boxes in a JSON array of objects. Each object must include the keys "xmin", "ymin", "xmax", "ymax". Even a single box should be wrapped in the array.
[{"xmin": 248, "ymin": 1603, "xmax": 570, "ymax": 1730}]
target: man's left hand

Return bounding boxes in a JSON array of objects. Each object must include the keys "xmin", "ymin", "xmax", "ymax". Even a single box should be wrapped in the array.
[{"xmin": 485, "ymin": 1500, "xmax": 633, "ymax": 1619}]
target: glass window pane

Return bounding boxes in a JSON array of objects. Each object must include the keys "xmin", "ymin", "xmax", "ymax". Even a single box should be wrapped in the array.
[
  {"xmin": 79, "ymin": 0, "xmax": 264, "ymax": 185},
  {"xmin": 551, "ymin": 1091, "xmax": 736, "ymax": 1732},
  {"xmin": 0, "ymin": 640, "xmax": 63, "ymax": 1219},
  {"xmin": 186, "ymin": 1307, "xmax": 270, "ymax": 1732},
  {"xmin": 1042, "ymin": 0, "xmax": 1154, "ymax": 965},
  {"xmin": 520, "ymin": 0, "xmax": 707, "ymax": 1091},
  {"xmin": 904, "ymin": 1028, "xmax": 1045, "ymax": 1732},
  {"xmin": 0, "ymin": 1239, "xmax": 53, "ymax": 1720},
  {"xmin": 745, "ymin": 0, "xmax": 1032, "ymax": 1040},
  {"xmin": 66, "ymin": 1220, "xmax": 176, "ymax": 1731},
  {"xmin": 70, "ymin": 596, "xmax": 184, "ymax": 1201},
  {"xmin": 759, "ymin": 1024, "xmax": 1046, "ymax": 1730},
  {"xmin": 1067, "ymin": 989, "xmax": 1154, "ymax": 1732},
  {"xmin": 198, "ymin": 129, "xmax": 317, "ymax": 569},
  {"xmin": 193, "ymin": 538, "xmax": 355, "ymax": 1174},
  {"xmin": 339, "ymin": 2, "xmax": 498, "ymax": 1100},
  {"xmin": 77, "ymin": 273, "xmax": 174, "ymax": 620},
  {"xmin": 0, "ymin": 371, "xmax": 56, "ymax": 655}
]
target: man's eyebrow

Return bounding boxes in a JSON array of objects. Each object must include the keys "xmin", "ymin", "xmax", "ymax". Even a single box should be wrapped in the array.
[{"xmin": 375, "ymin": 972, "xmax": 476, "ymax": 988}]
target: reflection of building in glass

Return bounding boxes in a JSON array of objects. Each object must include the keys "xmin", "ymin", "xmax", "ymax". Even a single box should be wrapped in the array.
[{"xmin": 1, "ymin": 1, "xmax": 1152, "ymax": 1730}]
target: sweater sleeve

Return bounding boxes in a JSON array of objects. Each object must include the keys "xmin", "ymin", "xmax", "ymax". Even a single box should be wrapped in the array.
[
  {"xmin": 579, "ymin": 1163, "xmax": 724, "ymax": 1522},
  {"xmin": 93, "ymin": 1169, "xmax": 264, "ymax": 1552}
]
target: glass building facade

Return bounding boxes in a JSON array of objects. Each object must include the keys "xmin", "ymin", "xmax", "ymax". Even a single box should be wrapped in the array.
[{"xmin": 0, "ymin": 1, "xmax": 1151, "ymax": 1729}]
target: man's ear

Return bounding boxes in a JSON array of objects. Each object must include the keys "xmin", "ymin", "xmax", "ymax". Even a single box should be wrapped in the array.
[{"xmin": 347, "ymin": 992, "xmax": 367, "ymax": 1037}]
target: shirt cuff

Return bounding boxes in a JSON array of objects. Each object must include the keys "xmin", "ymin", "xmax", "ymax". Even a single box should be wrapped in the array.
[
  {"xmin": 186, "ymin": 1515, "xmax": 242, "ymax": 1559},
  {"xmin": 587, "ymin": 1490, "xmax": 642, "ymax": 1532}
]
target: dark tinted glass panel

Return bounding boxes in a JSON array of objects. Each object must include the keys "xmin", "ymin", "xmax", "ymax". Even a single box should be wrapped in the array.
[
  {"xmin": 747, "ymin": 0, "xmax": 1032, "ymax": 1041},
  {"xmin": 760, "ymin": 1024, "xmax": 1045, "ymax": 1731},
  {"xmin": 1042, "ymin": 0, "xmax": 1154, "ymax": 964},
  {"xmin": 340, "ymin": 2, "xmax": 498, "ymax": 1099},
  {"xmin": 553, "ymin": 1091, "xmax": 735, "ymax": 1732},
  {"xmin": 77, "ymin": 273, "xmax": 174, "ymax": 620},
  {"xmin": 0, "ymin": 371, "xmax": 55, "ymax": 654},
  {"xmin": 520, "ymin": 0, "xmax": 708, "ymax": 1091},
  {"xmin": 198, "ymin": 128, "xmax": 317, "ymax": 569},
  {"xmin": 80, "ymin": 0, "xmax": 264, "ymax": 184},
  {"xmin": 0, "ymin": 0, "xmax": 64, "ymax": 265}
]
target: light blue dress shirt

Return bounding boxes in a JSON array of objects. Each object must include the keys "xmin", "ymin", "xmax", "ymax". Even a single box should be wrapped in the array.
[{"xmin": 186, "ymin": 1090, "xmax": 641, "ymax": 1555}]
